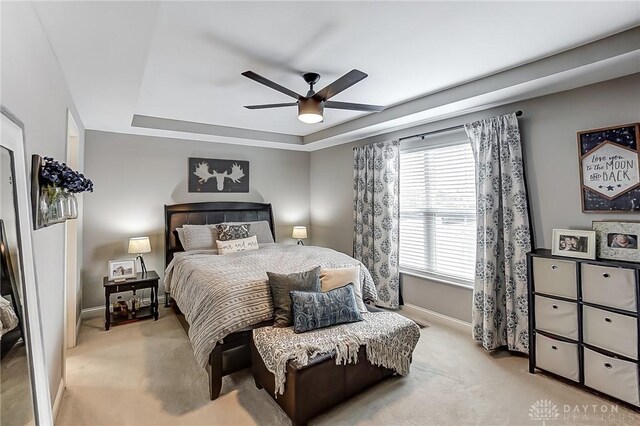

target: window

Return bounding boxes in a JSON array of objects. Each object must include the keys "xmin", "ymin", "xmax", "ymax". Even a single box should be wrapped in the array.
[{"xmin": 399, "ymin": 137, "xmax": 477, "ymax": 286}]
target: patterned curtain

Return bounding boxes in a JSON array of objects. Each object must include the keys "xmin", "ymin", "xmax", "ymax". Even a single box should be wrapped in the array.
[
  {"xmin": 353, "ymin": 141, "xmax": 400, "ymax": 309},
  {"xmin": 464, "ymin": 113, "xmax": 532, "ymax": 353}
]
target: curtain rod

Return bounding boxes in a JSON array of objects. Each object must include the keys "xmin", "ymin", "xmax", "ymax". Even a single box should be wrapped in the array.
[{"xmin": 398, "ymin": 110, "xmax": 523, "ymax": 142}]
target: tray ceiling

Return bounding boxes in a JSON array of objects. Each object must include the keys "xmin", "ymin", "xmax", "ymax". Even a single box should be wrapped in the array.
[{"xmin": 32, "ymin": 1, "xmax": 640, "ymax": 150}]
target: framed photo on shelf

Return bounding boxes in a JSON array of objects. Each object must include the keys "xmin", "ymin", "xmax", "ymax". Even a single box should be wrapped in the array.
[
  {"xmin": 108, "ymin": 259, "xmax": 137, "ymax": 281},
  {"xmin": 551, "ymin": 229, "xmax": 596, "ymax": 260},
  {"xmin": 592, "ymin": 221, "xmax": 640, "ymax": 263},
  {"xmin": 577, "ymin": 123, "xmax": 640, "ymax": 213}
]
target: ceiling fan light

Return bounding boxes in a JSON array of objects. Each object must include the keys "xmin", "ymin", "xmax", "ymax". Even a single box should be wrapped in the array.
[{"xmin": 298, "ymin": 98, "xmax": 324, "ymax": 123}]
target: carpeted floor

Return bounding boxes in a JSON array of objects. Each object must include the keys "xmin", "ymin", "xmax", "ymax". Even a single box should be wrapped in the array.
[
  {"xmin": 56, "ymin": 308, "xmax": 640, "ymax": 425},
  {"xmin": 1, "ymin": 342, "xmax": 36, "ymax": 426}
]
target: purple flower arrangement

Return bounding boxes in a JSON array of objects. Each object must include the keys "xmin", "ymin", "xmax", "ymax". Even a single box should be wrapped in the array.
[{"xmin": 40, "ymin": 156, "xmax": 94, "ymax": 193}]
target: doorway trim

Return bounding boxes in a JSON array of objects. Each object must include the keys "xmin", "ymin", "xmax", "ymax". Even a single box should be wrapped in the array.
[{"xmin": 63, "ymin": 110, "xmax": 81, "ymax": 355}]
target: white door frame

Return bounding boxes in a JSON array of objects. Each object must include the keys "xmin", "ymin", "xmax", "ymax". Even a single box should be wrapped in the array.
[{"xmin": 64, "ymin": 110, "xmax": 80, "ymax": 354}]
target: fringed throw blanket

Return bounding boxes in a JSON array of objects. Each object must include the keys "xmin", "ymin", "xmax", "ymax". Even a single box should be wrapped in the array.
[
  {"xmin": 253, "ymin": 312, "xmax": 421, "ymax": 395},
  {"xmin": 164, "ymin": 243, "xmax": 378, "ymax": 368}
]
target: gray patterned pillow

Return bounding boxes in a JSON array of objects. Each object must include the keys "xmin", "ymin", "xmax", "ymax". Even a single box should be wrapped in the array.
[
  {"xmin": 290, "ymin": 284, "xmax": 363, "ymax": 333},
  {"xmin": 222, "ymin": 221, "xmax": 275, "ymax": 244},
  {"xmin": 216, "ymin": 224, "xmax": 251, "ymax": 241},
  {"xmin": 267, "ymin": 267, "xmax": 321, "ymax": 327}
]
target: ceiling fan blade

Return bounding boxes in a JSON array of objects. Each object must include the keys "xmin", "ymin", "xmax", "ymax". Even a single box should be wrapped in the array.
[
  {"xmin": 244, "ymin": 102, "xmax": 298, "ymax": 110},
  {"xmin": 314, "ymin": 69, "xmax": 368, "ymax": 101},
  {"xmin": 241, "ymin": 71, "xmax": 301, "ymax": 100},
  {"xmin": 324, "ymin": 101, "xmax": 385, "ymax": 112}
]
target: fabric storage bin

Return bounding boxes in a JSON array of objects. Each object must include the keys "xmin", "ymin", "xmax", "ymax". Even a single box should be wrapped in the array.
[
  {"xmin": 535, "ymin": 333, "xmax": 579, "ymax": 382},
  {"xmin": 534, "ymin": 296, "xmax": 578, "ymax": 340},
  {"xmin": 584, "ymin": 347, "xmax": 640, "ymax": 407},
  {"xmin": 583, "ymin": 306, "xmax": 638, "ymax": 360},
  {"xmin": 581, "ymin": 264, "xmax": 637, "ymax": 312},
  {"xmin": 532, "ymin": 257, "xmax": 577, "ymax": 299}
]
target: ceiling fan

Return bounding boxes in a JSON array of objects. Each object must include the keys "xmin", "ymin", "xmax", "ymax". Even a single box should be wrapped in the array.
[{"xmin": 242, "ymin": 69, "xmax": 385, "ymax": 123}]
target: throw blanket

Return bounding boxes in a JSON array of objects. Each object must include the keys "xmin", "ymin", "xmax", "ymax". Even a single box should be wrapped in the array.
[
  {"xmin": 253, "ymin": 312, "xmax": 421, "ymax": 395},
  {"xmin": 164, "ymin": 243, "xmax": 377, "ymax": 367}
]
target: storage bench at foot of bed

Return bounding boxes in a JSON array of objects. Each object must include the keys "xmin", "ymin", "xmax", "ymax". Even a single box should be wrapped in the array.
[{"xmin": 251, "ymin": 341, "xmax": 394, "ymax": 426}]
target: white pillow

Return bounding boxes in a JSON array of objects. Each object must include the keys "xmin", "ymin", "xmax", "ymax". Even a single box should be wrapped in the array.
[
  {"xmin": 216, "ymin": 235, "xmax": 260, "ymax": 255},
  {"xmin": 177, "ymin": 224, "xmax": 220, "ymax": 251},
  {"xmin": 319, "ymin": 266, "xmax": 367, "ymax": 313},
  {"xmin": 222, "ymin": 221, "xmax": 275, "ymax": 244}
]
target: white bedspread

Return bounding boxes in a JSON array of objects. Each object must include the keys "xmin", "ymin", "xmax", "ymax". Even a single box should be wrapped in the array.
[{"xmin": 164, "ymin": 243, "xmax": 378, "ymax": 367}]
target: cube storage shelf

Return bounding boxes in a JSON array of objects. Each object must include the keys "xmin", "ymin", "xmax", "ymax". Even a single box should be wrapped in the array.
[{"xmin": 528, "ymin": 249, "xmax": 640, "ymax": 408}]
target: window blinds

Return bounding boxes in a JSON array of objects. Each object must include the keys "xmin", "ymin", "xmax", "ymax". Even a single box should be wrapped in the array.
[{"xmin": 399, "ymin": 139, "xmax": 477, "ymax": 285}]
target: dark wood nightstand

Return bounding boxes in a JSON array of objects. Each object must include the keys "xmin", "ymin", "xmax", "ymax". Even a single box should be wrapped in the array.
[{"xmin": 103, "ymin": 271, "xmax": 159, "ymax": 330}]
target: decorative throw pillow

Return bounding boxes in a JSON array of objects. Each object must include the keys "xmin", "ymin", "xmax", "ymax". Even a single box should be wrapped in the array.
[
  {"xmin": 181, "ymin": 226, "xmax": 219, "ymax": 251},
  {"xmin": 216, "ymin": 235, "xmax": 259, "ymax": 255},
  {"xmin": 290, "ymin": 284, "xmax": 363, "ymax": 333},
  {"xmin": 216, "ymin": 224, "xmax": 251, "ymax": 241},
  {"xmin": 319, "ymin": 266, "xmax": 366, "ymax": 313},
  {"xmin": 267, "ymin": 266, "xmax": 321, "ymax": 327},
  {"xmin": 222, "ymin": 221, "xmax": 275, "ymax": 244}
]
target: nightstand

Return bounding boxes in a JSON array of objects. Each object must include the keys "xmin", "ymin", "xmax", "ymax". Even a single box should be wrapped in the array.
[{"xmin": 103, "ymin": 270, "xmax": 159, "ymax": 330}]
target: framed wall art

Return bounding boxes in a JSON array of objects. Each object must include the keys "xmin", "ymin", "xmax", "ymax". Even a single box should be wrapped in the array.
[
  {"xmin": 551, "ymin": 229, "xmax": 596, "ymax": 260},
  {"xmin": 578, "ymin": 123, "xmax": 640, "ymax": 212},
  {"xmin": 592, "ymin": 221, "xmax": 640, "ymax": 263},
  {"xmin": 188, "ymin": 157, "xmax": 249, "ymax": 193}
]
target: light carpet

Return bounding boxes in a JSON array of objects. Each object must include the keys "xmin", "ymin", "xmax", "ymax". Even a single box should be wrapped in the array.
[
  {"xmin": 56, "ymin": 308, "xmax": 640, "ymax": 425},
  {"xmin": 1, "ymin": 342, "xmax": 35, "ymax": 425}
]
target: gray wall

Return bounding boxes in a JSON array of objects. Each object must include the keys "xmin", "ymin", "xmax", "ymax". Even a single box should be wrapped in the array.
[
  {"xmin": 82, "ymin": 131, "xmax": 310, "ymax": 309},
  {"xmin": 1, "ymin": 2, "xmax": 86, "ymax": 401},
  {"xmin": 310, "ymin": 73, "xmax": 640, "ymax": 323}
]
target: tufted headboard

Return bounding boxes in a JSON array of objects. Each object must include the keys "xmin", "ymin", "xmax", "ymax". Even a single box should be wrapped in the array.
[{"xmin": 164, "ymin": 202, "xmax": 275, "ymax": 266}]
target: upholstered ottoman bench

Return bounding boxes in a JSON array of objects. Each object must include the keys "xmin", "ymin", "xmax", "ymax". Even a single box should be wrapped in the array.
[{"xmin": 251, "ymin": 311, "xmax": 420, "ymax": 426}]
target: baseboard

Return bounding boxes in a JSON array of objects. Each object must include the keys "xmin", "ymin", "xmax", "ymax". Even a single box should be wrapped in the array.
[
  {"xmin": 52, "ymin": 377, "xmax": 65, "ymax": 421},
  {"xmin": 401, "ymin": 303, "xmax": 472, "ymax": 334},
  {"xmin": 82, "ymin": 295, "xmax": 166, "ymax": 319}
]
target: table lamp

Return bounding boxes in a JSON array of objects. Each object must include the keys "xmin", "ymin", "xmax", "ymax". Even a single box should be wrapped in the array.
[
  {"xmin": 128, "ymin": 236, "xmax": 151, "ymax": 275},
  {"xmin": 292, "ymin": 226, "xmax": 307, "ymax": 246}
]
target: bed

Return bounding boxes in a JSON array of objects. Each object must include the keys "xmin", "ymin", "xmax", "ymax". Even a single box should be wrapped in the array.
[{"xmin": 163, "ymin": 201, "xmax": 377, "ymax": 400}]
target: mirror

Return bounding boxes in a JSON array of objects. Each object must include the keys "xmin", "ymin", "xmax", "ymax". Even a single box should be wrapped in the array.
[{"xmin": 1, "ymin": 109, "xmax": 53, "ymax": 425}]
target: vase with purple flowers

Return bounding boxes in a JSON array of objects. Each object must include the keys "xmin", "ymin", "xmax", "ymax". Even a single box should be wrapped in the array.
[
  {"xmin": 40, "ymin": 186, "xmax": 66, "ymax": 225},
  {"xmin": 39, "ymin": 156, "xmax": 93, "ymax": 226}
]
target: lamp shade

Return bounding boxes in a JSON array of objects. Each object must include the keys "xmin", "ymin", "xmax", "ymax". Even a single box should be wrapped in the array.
[
  {"xmin": 298, "ymin": 98, "xmax": 324, "ymax": 123},
  {"xmin": 128, "ymin": 237, "xmax": 151, "ymax": 254},
  {"xmin": 292, "ymin": 226, "xmax": 308, "ymax": 239}
]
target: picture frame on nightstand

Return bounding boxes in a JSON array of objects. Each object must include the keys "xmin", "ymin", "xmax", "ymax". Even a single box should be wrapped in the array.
[{"xmin": 108, "ymin": 258, "xmax": 137, "ymax": 282}]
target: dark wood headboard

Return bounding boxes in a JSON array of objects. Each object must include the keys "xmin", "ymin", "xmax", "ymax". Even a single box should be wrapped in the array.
[{"xmin": 164, "ymin": 202, "xmax": 275, "ymax": 266}]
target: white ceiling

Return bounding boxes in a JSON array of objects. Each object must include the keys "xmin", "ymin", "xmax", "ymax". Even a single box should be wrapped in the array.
[{"xmin": 33, "ymin": 1, "xmax": 640, "ymax": 150}]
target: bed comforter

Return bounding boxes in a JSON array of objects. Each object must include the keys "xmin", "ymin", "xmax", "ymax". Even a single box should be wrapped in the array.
[{"xmin": 164, "ymin": 243, "xmax": 377, "ymax": 367}]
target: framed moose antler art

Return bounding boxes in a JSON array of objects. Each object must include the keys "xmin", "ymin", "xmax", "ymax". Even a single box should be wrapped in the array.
[{"xmin": 188, "ymin": 157, "xmax": 250, "ymax": 193}]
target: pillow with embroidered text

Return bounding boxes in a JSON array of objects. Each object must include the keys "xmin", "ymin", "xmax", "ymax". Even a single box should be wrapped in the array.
[{"xmin": 216, "ymin": 235, "xmax": 259, "ymax": 255}]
